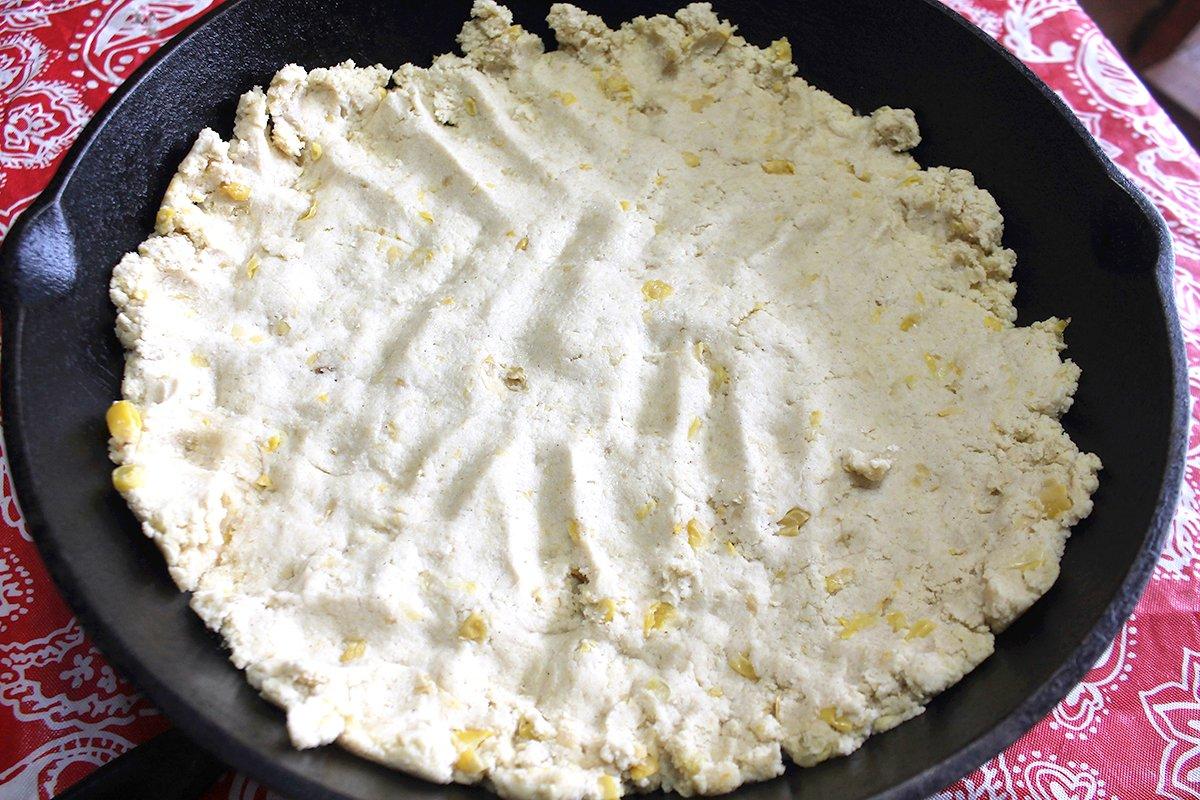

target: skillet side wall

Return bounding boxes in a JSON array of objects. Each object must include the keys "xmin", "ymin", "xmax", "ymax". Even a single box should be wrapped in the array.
[{"xmin": 0, "ymin": 1, "xmax": 1183, "ymax": 799}]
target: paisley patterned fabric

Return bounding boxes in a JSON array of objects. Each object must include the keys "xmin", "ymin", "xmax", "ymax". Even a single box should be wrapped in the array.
[{"xmin": 1, "ymin": 1, "xmax": 1199, "ymax": 798}]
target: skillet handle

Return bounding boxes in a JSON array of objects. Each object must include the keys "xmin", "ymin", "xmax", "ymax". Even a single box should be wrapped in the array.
[
  {"xmin": 0, "ymin": 200, "xmax": 79, "ymax": 307},
  {"xmin": 53, "ymin": 728, "xmax": 226, "ymax": 800}
]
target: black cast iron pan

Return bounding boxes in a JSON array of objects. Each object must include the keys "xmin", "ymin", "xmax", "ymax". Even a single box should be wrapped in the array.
[{"xmin": 0, "ymin": 1, "xmax": 1187, "ymax": 798}]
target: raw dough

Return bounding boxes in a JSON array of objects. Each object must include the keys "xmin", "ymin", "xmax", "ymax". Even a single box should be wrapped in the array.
[{"xmin": 108, "ymin": 3, "xmax": 1101, "ymax": 797}]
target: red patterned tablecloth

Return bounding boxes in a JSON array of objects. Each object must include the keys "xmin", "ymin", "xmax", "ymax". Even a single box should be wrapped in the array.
[{"xmin": 1, "ymin": 1, "xmax": 1199, "ymax": 799}]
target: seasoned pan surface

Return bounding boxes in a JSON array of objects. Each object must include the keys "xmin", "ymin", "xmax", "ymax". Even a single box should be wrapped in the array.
[{"xmin": 0, "ymin": 1, "xmax": 1186, "ymax": 798}]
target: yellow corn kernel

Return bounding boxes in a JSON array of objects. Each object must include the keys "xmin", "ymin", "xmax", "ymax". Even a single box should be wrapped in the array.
[
  {"xmin": 885, "ymin": 611, "xmax": 908, "ymax": 632},
  {"xmin": 598, "ymin": 775, "xmax": 621, "ymax": 800},
  {"xmin": 642, "ymin": 279, "xmax": 674, "ymax": 301},
  {"xmin": 984, "ymin": 315, "xmax": 1004, "ymax": 331},
  {"xmin": 463, "ymin": 96, "xmax": 477, "ymax": 116},
  {"xmin": 578, "ymin": 162, "xmax": 592, "ymax": 170},
  {"xmin": 458, "ymin": 612, "xmax": 488, "ymax": 642},
  {"xmin": 707, "ymin": 686, "xmax": 724, "ymax": 697},
  {"xmin": 836, "ymin": 612, "xmax": 877, "ymax": 639},
  {"xmin": 106, "ymin": 401, "xmax": 142, "ymax": 443},
  {"xmin": 819, "ymin": 706, "xmax": 854, "ymax": 733},
  {"xmin": 454, "ymin": 748, "xmax": 483, "ymax": 773},
  {"xmin": 619, "ymin": 199, "xmax": 631, "ymax": 212},
  {"xmin": 452, "ymin": 728, "xmax": 492, "ymax": 773},
  {"xmin": 630, "ymin": 753, "xmax": 659, "ymax": 781},
  {"xmin": 299, "ymin": 197, "xmax": 318, "ymax": 221},
  {"xmin": 271, "ymin": 319, "xmax": 291, "ymax": 336},
  {"xmin": 810, "ymin": 410, "xmax": 823, "ymax": 428},
  {"xmin": 599, "ymin": 73, "xmax": 632, "ymax": 101},
  {"xmin": 899, "ymin": 313, "xmax": 920, "ymax": 331},
  {"xmin": 454, "ymin": 729, "xmax": 492, "ymax": 749},
  {"xmin": 824, "ymin": 567, "xmax": 854, "ymax": 595},
  {"xmin": 516, "ymin": 717, "xmax": 543, "ymax": 740},
  {"xmin": 220, "ymin": 182, "xmax": 251, "ymax": 201},
  {"xmin": 709, "ymin": 363, "xmax": 729, "ymax": 391},
  {"xmin": 901, "ymin": 175, "xmax": 921, "ymax": 186},
  {"xmin": 902, "ymin": 374, "xmax": 918, "ymax": 389},
  {"xmin": 515, "ymin": 236, "xmax": 529, "ymax": 251},
  {"xmin": 598, "ymin": 598, "xmax": 617, "ymax": 623},
  {"xmin": 557, "ymin": 90, "xmax": 578, "ymax": 106},
  {"xmin": 1038, "ymin": 480, "xmax": 1073, "ymax": 518},
  {"xmin": 1050, "ymin": 317, "xmax": 1070, "ymax": 334},
  {"xmin": 688, "ymin": 416, "xmax": 702, "ymax": 440},
  {"xmin": 645, "ymin": 677, "xmax": 671, "ymax": 698},
  {"xmin": 154, "ymin": 207, "xmax": 175, "ymax": 233},
  {"xmin": 906, "ymin": 619, "xmax": 936, "ymax": 640},
  {"xmin": 728, "ymin": 651, "xmax": 759, "ymax": 681},
  {"xmin": 308, "ymin": 141, "xmax": 323, "ymax": 161},
  {"xmin": 418, "ymin": 210, "xmax": 434, "ymax": 224},
  {"xmin": 690, "ymin": 94, "xmax": 715, "ymax": 112},
  {"xmin": 693, "ymin": 340, "xmax": 709, "ymax": 363},
  {"xmin": 761, "ymin": 159, "xmax": 795, "ymax": 175},
  {"xmin": 1010, "ymin": 552, "xmax": 1045, "ymax": 572},
  {"xmin": 568, "ymin": 518, "xmax": 583, "ymax": 542},
  {"xmin": 111, "ymin": 464, "xmax": 145, "ymax": 492},
  {"xmin": 245, "ymin": 254, "xmax": 260, "ymax": 279},
  {"xmin": 643, "ymin": 601, "xmax": 676, "ymax": 636},
  {"xmin": 316, "ymin": 393, "xmax": 329, "ymax": 404},
  {"xmin": 776, "ymin": 506, "xmax": 811, "ymax": 537},
  {"xmin": 452, "ymin": 743, "xmax": 484, "ymax": 771},
  {"xmin": 264, "ymin": 434, "xmax": 283, "ymax": 453},
  {"xmin": 681, "ymin": 151, "xmax": 701, "ymax": 168},
  {"xmin": 190, "ymin": 354, "xmax": 209, "ymax": 368},
  {"xmin": 635, "ymin": 498, "xmax": 657, "ymax": 520},
  {"xmin": 685, "ymin": 518, "xmax": 707, "ymax": 549},
  {"xmin": 724, "ymin": 540, "xmax": 738, "ymax": 556},
  {"xmin": 502, "ymin": 365, "xmax": 527, "ymax": 390},
  {"xmin": 340, "ymin": 639, "xmax": 366, "ymax": 662},
  {"xmin": 255, "ymin": 473, "xmax": 273, "ymax": 490},
  {"xmin": 770, "ymin": 37, "xmax": 792, "ymax": 62},
  {"xmin": 577, "ymin": 639, "xmax": 594, "ymax": 653}
]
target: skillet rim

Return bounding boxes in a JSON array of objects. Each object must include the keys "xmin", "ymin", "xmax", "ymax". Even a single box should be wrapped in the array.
[{"xmin": 0, "ymin": 1, "xmax": 1187, "ymax": 798}]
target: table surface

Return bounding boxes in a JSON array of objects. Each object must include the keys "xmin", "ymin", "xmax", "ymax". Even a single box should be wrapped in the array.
[{"xmin": 1, "ymin": 1, "xmax": 1199, "ymax": 799}]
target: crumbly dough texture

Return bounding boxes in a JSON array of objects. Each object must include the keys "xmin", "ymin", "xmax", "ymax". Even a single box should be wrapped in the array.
[{"xmin": 109, "ymin": 3, "xmax": 1101, "ymax": 797}]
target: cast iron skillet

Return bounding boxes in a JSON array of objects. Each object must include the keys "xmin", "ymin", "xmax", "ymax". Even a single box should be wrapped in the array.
[{"xmin": 0, "ymin": 0, "xmax": 1187, "ymax": 798}]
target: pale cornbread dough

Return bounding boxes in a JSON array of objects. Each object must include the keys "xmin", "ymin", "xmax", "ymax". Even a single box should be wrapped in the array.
[{"xmin": 108, "ymin": 3, "xmax": 1101, "ymax": 797}]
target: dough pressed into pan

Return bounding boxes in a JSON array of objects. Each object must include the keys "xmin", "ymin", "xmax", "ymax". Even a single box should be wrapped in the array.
[{"xmin": 108, "ymin": 3, "xmax": 1100, "ymax": 797}]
